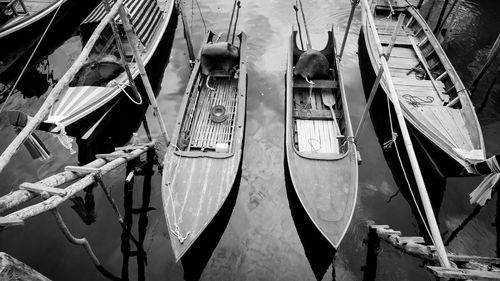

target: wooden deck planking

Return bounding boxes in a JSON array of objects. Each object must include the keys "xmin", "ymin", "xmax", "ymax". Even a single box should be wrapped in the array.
[
  {"xmin": 421, "ymin": 107, "xmax": 473, "ymax": 151},
  {"xmin": 296, "ymin": 119, "xmax": 339, "ymax": 153}
]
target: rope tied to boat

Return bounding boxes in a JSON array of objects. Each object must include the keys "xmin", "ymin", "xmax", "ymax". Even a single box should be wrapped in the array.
[
  {"xmin": 109, "ymin": 80, "xmax": 143, "ymax": 105},
  {"xmin": 55, "ymin": 122, "xmax": 76, "ymax": 154},
  {"xmin": 165, "ymin": 144, "xmax": 190, "ymax": 243},
  {"xmin": 384, "ymin": 95, "xmax": 437, "ymax": 246},
  {"xmin": 382, "ymin": 132, "xmax": 398, "ymax": 149},
  {"xmin": 402, "ymin": 94, "xmax": 434, "ymax": 107}
]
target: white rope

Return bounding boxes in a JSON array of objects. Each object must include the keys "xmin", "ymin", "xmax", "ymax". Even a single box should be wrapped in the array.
[
  {"xmin": 55, "ymin": 122, "xmax": 76, "ymax": 154},
  {"xmin": 109, "ymin": 80, "xmax": 142, "ymax": 105},
  {"xmin": 385, "ymin": 95, "xmax": 436, "ymax": 246},
  {"xmin": 164, "ymin": 144, "xmax": 190, "ymax": 243},
  {"xmin": 0, "ymin": 1, "xmax": 64, "ymax": 114}
]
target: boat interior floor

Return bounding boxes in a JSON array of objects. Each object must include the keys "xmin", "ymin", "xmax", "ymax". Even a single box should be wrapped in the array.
[
  {"xmin": 292, "ymin": 76, "xmax": 342, "ymax": 154},
  {"xmin": 373, "ymin": 16, "xmax": 475, "ymax": 153},
  {"xmin": 180, "ymin": 77, "xmax": 238, "ymax": 152}
]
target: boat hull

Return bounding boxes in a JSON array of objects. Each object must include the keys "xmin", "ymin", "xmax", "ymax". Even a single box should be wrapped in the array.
[{"xmin": 284, "ymin": 29, "xmax": 358, "ymax": 249}]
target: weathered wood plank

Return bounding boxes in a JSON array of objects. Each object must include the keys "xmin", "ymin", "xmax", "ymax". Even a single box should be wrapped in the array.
[
  {"xmin": 293, "ymin": 109, "xmax": 342, "ymax": 120},
  {"xmin": 19, "ymin": 182, "xmax": 66, "ymax": 196},
  {"xmin": 293, "ymin": 79, "xmax": 338, "ymax": 89},
  {"xmin": 427, "ymin": 266, "xmax": 500, "ymax": 280},
  {"xmin": 64, "ymin": 166, "xmax": 101, "ymax": 174}
]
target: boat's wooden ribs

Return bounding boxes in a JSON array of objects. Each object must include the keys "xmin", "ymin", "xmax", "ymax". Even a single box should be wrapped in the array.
[{"xmin": 181, "ymin": 78, "xmax": 238, "ymax": 152}]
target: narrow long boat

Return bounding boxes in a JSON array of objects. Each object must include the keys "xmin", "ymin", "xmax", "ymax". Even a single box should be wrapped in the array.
[
  {"xmin": 361, "ymin": 0, "xmax": 485, "ymax": 176},
  {"xmin": 285, "ymin": 28, "xmax": 358, "ymax": 249},
  {"xmin": 41, "ymin": 0, "xmax": 174, "ymax": 133},
  {"xmin": 161, "ymin": 31, "xmax": 247, "ymax": 261}
]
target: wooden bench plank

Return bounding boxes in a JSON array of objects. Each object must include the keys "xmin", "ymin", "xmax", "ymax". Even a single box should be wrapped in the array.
[
  {"xmin": 293, "ymin": 79, "xmax": 338, "ymax": 89},
  {"xmin": 293, "ymin": 109, "xmax": 342, "ymax": 120}
]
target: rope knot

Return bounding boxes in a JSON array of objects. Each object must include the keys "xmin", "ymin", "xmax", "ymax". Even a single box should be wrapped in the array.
[{"xmin": 383, "ymin": 132, "xmax": 398, "ymax": 149}]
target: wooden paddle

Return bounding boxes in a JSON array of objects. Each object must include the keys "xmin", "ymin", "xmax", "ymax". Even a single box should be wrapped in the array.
[{"xmin": 321, "ymin": 90, "xmax": 343, "ymax": 138}]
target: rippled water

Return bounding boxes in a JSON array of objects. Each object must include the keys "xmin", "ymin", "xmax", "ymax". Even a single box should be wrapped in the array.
[{"xmin": 1, "ymin": 0, "xmax": 500, "ymax": 280}]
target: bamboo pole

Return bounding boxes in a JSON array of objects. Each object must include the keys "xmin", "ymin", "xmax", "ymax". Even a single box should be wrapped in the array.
[
  {"xmin": 102, "ymin": 0, "xmax": 141, "ymax": 101},
  {"xmin": 355, "ymin": 13, "xmax": 405, "ymax": 139},
  {"xmin": 178, "ymin": 0, "xmax": 195, "ymax": 64},
  {"xmin": 0, "ymin": 158, "xmax": 106, "ymax": 214},
  {"xmin": 339, "ymin": 0, "xmax": 360, "ymax": 59},
  {"xmin": 117, "ymin": 6, "xmax": 170, "ymax": 146},
  {"xmin": 0, "ymin": 0, "xmax": 124, "ymax": 175},
  {"xmin": 0, "ymin": 143, "xmax": 154, "ymax": 225},
  {"xmin": 362, "ymin": 0, "xmax": 450, "ymax": 268}
]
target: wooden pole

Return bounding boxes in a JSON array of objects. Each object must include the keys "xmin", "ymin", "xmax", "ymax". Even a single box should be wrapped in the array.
[
  {"xmin": 416, "ymin": 0, "xmax": 424, "ymax": 9},
  {"xmin": 0, "ymin": 158, "xmax": 106, "ymax": 213},
  {"xmin": 470, "ymin": 33, "xmax": 500, "ymax": 93},
  {"xmin": 339, "ymin": 0, "xmax": 360, "ymax": 59},
  {"xmin": 226, "ymin": 0, "xmax": 238, "ymax": 42},
  {"xmin": 0, "ymin": 0, "xmax": 124, "ymax": 175},
  {"xmin": 355, "ymin": 13, "xmax": 405, "ymax": 139},
  {"xmin": 1, "ymin": 143, "xmax": 153, "ymax": 225},
  {"xmin": 178, "ymin": 0, "xmax": 195, "ymax": 64},
  {"xmin": 297, "ymin": 0, "xmax": 312, "ymax": 49},
  {"xmin": 362, "ymin": 0, "xmax": 450, "ymax": 268},
  {"xmin": 102, "ymin": 0, "xmax": 141, "ymax": 101},
  {"xmin": 117, "ymin": 6, "xmax": 170, "ymax": 146}
]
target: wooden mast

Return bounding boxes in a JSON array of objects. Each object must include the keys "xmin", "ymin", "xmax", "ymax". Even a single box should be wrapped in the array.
[{"xmin": 361, "ymin": 0, "xmax": 450, "ymax": 268}]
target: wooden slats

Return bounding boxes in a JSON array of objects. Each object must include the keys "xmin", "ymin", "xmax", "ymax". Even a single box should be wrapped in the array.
[
  {"xmin": 293, "ymin": 109, "xmax": 342, "ymax": 120},
  {"xmin": 295, "ymin": 120, "xmax": 339, "ymax": 153},
  {"xmin": 427, "ymin": 266, "xmax": 500, "ymax": 280}
]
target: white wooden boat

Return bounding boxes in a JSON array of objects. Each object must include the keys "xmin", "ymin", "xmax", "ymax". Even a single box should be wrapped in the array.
[{"xmin": 361, "ymin": 0, "xmax": 485, "ymax": 176}]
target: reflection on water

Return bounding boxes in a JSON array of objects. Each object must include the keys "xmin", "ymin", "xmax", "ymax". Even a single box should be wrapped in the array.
[{"xmin": 0, "ymin": 0, "xmax": 499, "ymax": 280}]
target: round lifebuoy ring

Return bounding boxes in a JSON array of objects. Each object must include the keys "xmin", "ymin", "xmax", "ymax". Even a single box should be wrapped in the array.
[{"xmin": 210, "ymin": 105, "xmax": 228, "ymax": 123}]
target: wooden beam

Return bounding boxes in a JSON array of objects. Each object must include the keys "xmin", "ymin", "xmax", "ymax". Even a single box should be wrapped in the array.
[
  {"xmin": 19, "ymin": 183, "xmax": 66, "ymax": 197},
  {"xmin": 64, "ymin": 166, "xmax": 101, "ymax": 174},
  {"xmin": 0, "ymin": 217, "xmax": 24, "ymax": 227},
  {"xmin": 293, "ymin": 79, "xmax": 338, "ymax": 89},
  {"xmin": 0, "ymin": 252, "xmax": 49, "ymax": 281},
  {"xmin": 427, "ymin": 266, "xmax": 500, "ymax": 280},
  {"xmin": 96, "ymin": 152, "xmax": 133, "ymax": 160}
]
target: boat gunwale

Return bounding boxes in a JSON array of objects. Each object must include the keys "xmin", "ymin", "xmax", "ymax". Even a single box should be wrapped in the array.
[{"xmin": 0, "ymin": 0, "xmax": 66, "ymax": 38}]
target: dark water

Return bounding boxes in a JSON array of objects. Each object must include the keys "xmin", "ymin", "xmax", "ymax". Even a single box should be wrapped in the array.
[{"xmin": 1, "ymin": 0, "xmax": 500, "ymax": 280}]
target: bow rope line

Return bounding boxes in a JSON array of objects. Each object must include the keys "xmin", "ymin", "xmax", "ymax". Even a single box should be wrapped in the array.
[{"xmin": 385, "ymin": 95, "xmax": 437, "ymax": 246}]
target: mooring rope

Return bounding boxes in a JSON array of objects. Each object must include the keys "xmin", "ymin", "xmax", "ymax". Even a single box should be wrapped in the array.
[
  {"xmin": 165, "ymin": 144, "xmax": 190, "ymax": 243},
  {"xmin": 109, "ymin": 80, "xmax": 143, "ymax": 105},
  {"xmin": 385, "ymin": 95, "xmax": 436, "ymax": 246},
  {"xmin": 0, "ymin": 0, "xmax": 64, "ymax": 114},
  {"xmin": 55, "ymin": 122, "xmax": 76, "ymax": 154}
]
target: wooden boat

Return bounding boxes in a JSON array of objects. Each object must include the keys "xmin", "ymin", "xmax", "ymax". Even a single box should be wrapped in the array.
[
  {"xmin": 41, "ymin": 0, "xmax": 174, "ymax": 133},
  {"xmin": 285, "ymin": 28, "xmax": 358, "ymax": 249},
  {"xmin": 361, "ymin": 0, "xmax": 485, "ymax": 176},
  {"xmin": 0, "ymin": 0, "xmax": 66, "ymax": 38},
  {"xmin": 161, "ymin": 31, "xmax": 247, "ymax": 261}
]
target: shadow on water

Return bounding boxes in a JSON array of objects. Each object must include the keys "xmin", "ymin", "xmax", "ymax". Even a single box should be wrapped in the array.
[
  {"xmin": 75, "ymin": 11, "xmax": 179, "ymax": 164},
  {"xmin": 180, "ymin": 165, "xmax": 243, "ymax": 281},
  {"xmin": 284, "ymin": 158, "xmax": 336, "ymax": 280}
]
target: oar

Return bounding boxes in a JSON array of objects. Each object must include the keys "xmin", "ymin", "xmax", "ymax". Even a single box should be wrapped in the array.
[
  {"xmin": 231, "ymin": 1, "xmax": 241, "ymax": 44},
  {"xmin": 226, "ymin": 0, "xmax": 238, "ymax": 42},
  {"xmin": 321, "ymin": 91, "xmax": 343, "ymax": 138},
  {"xmin": 297, "ymin": 0, "xmax": 312, "ymax": 49},
  {"xmin": 293, "ymin": 4, "xmax": 304, "ymax": 50}
]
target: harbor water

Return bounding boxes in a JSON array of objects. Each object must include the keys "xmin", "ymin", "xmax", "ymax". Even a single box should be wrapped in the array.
[{"xmin": 0, "ymin": 0, "xmax": 499, "ymax": 280}]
